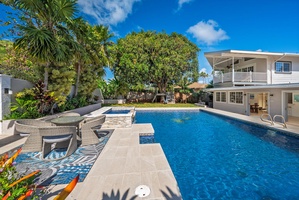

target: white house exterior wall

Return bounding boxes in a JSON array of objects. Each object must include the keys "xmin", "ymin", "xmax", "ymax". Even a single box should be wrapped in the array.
[
  {"xmin": 271, "ymin": 56, "xmax": 299, "ymax": 84},
  {"xmin": 0, "ymin": 74, "xmax": 11, "ymax": 121},
  {"xmin": 213, "ymin": 92, "xmax": 246, "ymax": 115},
  {"xmin": 213, "ymin": 88, "xmax": 299, "ymax": 117}
]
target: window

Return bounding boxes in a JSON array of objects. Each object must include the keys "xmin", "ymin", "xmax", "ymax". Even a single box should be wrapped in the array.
[
  {"xmin": 229, "ymin": 92, "xmax": 243, "ymax": 104},
  {"xmin": 240, "ymin": 66, "xmax": 254, "ymax": 72},
  {"xmin": 216, "ymin": 92, "xmax": 220, "ymax": 102},
  {"xmin": 216, "ymin": 92, "xmax": 226, "ymax": 103},
  {"xmin": 275, "ymin": 61, "xmax": 292, "ymax": 73},
  {"xmin": 221, "ymin": 92, "xmax": 226, "ymax": 102}
]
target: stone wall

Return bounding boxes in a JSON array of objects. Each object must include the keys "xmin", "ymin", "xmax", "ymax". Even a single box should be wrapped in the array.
[{"xmin": 101, "ymin": 110, "xmax": 135, "ymax": 129}]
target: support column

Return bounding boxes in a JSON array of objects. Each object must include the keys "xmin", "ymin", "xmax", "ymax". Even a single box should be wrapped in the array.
[{"xmin": 232, "ymin": 57, "xmax": 235, "ymax": 85}]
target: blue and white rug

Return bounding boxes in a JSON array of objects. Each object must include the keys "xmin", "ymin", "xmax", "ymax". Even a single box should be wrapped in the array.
[{"xmin": 13, "ymin": 130, "xmax": 113, "ymax": 186}]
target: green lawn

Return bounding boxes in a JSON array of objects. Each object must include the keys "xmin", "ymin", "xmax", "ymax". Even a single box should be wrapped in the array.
[{"xmin": 102, "ymin": 103, "xmax": 198, "ymax": 108}]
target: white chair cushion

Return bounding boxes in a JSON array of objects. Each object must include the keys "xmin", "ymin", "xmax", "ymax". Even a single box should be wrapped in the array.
[{"xmin": 43, "ymin": 135, "xmax": 72, "ymax": 143}]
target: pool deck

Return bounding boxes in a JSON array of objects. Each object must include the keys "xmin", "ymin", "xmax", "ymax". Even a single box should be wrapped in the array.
[{"xmin": 0, "ymin": 107, "xmax": 299, "ymax": 199}]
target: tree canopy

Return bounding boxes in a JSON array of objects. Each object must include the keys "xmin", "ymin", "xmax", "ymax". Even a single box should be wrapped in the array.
[
  {"xmin": 113, "ymin": 31, "xmax": 200, "ymax": 93},
  {"xmin": 1, "ymin": 0, "xmax": 114, "ymax": 105}
]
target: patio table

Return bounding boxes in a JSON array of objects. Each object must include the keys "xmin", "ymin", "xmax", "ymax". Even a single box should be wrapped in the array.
[{"xmin": 51, "ymin": 116, "xmax": 84, "ymax": 136}]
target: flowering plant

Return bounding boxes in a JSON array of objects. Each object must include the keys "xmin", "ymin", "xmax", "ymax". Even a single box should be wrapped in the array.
[{"xmin": 0, "ymin": 149, "xmax": 41, "ymax": 200}]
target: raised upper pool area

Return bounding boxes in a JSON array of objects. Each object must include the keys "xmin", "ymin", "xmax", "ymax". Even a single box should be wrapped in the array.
[{"xmin": 84, "ymin": 106, "xmax": 136, "ymax": 128}]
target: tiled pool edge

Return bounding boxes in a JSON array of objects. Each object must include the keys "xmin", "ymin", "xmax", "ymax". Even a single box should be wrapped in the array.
[{"xmin": 200, "ymin": 108, "xmax": 299, "ymax": 138}]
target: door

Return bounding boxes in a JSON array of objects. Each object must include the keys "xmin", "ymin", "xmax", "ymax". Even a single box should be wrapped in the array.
[
  {"xmin": 284, "ymin": 93, "xmax": 289, "ymax": 121},
  {"xmin": 292, "ymin": 93, "xmax": 299, "ymax": 117}
]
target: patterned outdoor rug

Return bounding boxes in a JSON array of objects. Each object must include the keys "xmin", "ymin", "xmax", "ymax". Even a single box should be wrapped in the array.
[{"xmin": 13, "ymin": 129, "xmax": 113, "ymax": 186}]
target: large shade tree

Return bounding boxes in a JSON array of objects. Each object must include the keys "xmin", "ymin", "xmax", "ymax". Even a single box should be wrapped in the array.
[
  {"xmin": 2, "ymin": 0, "xmax": 78, "ymax": 90},
  {"xmin": 113, "ymin": 31, "xmax": 199, "ymax": 93}
]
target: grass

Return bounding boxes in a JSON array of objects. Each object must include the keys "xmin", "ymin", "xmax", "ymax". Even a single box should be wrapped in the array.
[{"xmin": 102, "ymin": 103, "xmax": 199, "ymax": 108}]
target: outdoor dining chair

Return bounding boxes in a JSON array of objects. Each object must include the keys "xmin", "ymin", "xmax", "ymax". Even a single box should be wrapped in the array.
[
  {"xmin": 80, "ymin": 115, "xmax": 106, "ymax": 146},
  {"xmin": 15, "ymin": 119, "xmax": 53, "ymax": 152},
  {"xmin": 39, "ymin": 126, "xmax": 77, "ymax": 161}
]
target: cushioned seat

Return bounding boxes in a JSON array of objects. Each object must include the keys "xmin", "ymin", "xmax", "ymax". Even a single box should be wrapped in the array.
[{"xmin": 43, "ymin": 134, "xmax": 72, "ymax": 143}]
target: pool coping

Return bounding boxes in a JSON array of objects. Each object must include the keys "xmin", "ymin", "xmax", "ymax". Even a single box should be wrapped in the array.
[
  {"xmin": 200, "ymin": 108, "xmax": 299, "ymax": 137},
  {"xmin": 137, "ymin": 107, "xmax": 299, "ymax": 138}
]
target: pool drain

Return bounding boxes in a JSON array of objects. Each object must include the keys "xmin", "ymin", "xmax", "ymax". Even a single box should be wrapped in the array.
[{"xmin": 135, "ymin": 185, "xmax": 150, "ymax": 197}]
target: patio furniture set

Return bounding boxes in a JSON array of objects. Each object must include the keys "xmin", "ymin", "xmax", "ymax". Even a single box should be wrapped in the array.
[{"xmin": 14, "ymin": 113, "xmax": 106, "ymax": 161}]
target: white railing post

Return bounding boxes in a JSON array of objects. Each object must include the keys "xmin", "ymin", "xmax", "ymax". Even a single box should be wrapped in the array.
[{"xmin": 250, "ymin": 71, "xmax": 252, "ymax": 82}]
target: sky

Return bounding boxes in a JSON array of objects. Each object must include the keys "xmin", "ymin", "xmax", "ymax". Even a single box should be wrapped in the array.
[{"xmin": 1, "ymin": 0, "xmax": 299, "ymax": 82}]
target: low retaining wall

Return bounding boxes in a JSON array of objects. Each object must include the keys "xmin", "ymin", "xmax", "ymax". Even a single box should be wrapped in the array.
[
  {"xmin": 103, "ymin": 99, "xmax": 126, "ymax": 104},
  {"xmin": 102, "ymin": 114, "xmax": 133, "ymax": 128},
  {"xmin": 0, "ymin": 103, "xmax": 102, "ymax": 135},
  {"xmin": 88, "ymin": 106, "xmax": 136, "ymax": 129}
]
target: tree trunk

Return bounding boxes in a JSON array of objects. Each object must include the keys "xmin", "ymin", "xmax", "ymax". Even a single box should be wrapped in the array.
[
  {"xmin": 74, "ymin": 62, "xmax": 81, "ymax": 97},
  {"xmin": 44, "ymin": 63, "xmax": 50, "ymax": 90}
]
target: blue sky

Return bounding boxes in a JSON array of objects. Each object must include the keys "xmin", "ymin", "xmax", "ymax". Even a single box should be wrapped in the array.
[{"xmin": 1, "ymin": 0, "xmax": 299, "ymax": 82}]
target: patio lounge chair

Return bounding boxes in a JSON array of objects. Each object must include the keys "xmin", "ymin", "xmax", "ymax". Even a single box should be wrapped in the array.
[
  {"xmin": 39, "ymin": 126, "xmax": 77, "ymax": 160},
  {"xmin": 81, "ymin": 115, "xmax": 106, "ymax": 146},
  {"xmin": 15, "ymin": 119, "xmax": 54, "ymax": 152}
]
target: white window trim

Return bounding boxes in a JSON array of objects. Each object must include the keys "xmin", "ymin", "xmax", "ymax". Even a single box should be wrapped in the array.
[
  {"xmin": 275, "ymin": 61, "xmax": 292, "ymax": 74},
  {"xmin": 215, "ymin": 91, "xmax": 227, "ymax": 103},
  {"xmin": 228, "ymin": 91, "xmax": 244, "ymax": 105}
]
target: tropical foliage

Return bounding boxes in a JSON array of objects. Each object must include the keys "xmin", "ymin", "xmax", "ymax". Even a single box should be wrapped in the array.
[
  {"xmin": 1, "ymin": 0, "xmax": 114, "ymax": 109},
  {"xmin": 8, "ymin": 81, "xmax": 56, "ymax": 119},
  {"xmin": 98, "ymin": 78, "xmax": 129, "ymax": 99},
  {"xmin": 113, "ymin": 31, "xmax": 199, "ymax": 93},
  {"xmin": 0, "ymin": 149, "xmax": 41, "ymax": 200},
  {"xmin": 0, "ymin": 40, "xmax": 40, "ymax": 82}
]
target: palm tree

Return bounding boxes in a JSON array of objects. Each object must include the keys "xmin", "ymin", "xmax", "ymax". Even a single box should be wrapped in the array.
[
  {"xmin": 69, "ymin": 19, "xmax": 114, "ymax": 97},
  {"xmin": 199, "ymin": 71, "xmax": 209, "ymax": 83},
  {"xmin": 10, "ymin": 0, "xmax": 78, "ymax": 89}
]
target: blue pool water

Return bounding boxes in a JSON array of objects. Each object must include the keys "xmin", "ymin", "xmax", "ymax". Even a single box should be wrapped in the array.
[
  {"xmin": 140, "ymin": 135, "xmax": 155, "ymax": 144},
  {"xmin": 104, "ymin": 109, "xmax": 130, "ymax": 114},
  {"xmin": 135, "ymin": 110, "xmax": 299, "ymax": 200}
]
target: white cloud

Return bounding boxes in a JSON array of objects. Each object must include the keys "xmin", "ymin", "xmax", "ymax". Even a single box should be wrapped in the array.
[
  {"xmin": 77, "ymin": 0, "xmax": 140, "ymax": 26},
  {"xmin": 187, "ymin": 20, "xmax": 229, "ymax": 46},
  {"xmin": 178, "ymin": 0, "xmax": 193, "ymax": 9},
  {"xmin": 200, "ymin": 68, "xmax": 206, "ymax": 73}
]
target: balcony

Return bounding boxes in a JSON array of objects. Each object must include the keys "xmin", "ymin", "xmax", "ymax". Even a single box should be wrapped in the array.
[{"xmin": 213, "ymin": 72, "xmax": 267, "ymax": 84}]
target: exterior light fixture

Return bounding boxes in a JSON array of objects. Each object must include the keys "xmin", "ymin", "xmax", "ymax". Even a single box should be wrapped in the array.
[{"xmin": 4, "ymin": 88, "xmax": 13, "ymax": 95}]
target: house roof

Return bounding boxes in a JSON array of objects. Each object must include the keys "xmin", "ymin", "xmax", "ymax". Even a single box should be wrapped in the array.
[
  {"xmin": 204, "ymin": 49, "xmax": 299, "ymax": 70},
  {"xmin": 204, "ymin": 49, "xmax": 299, "ymax": 58},
  {"xmin": 205, "ymin": 83, "xmax": 299, "ymax": 92},
  {"xmin": 187, "ymin": 82, "xmax": 207, "ymax": 89}
]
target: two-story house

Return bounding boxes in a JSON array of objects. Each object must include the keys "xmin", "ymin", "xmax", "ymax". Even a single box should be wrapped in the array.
[{"xmin": 204, "ymin": 50, "xmax": 299, "ymax": 122}]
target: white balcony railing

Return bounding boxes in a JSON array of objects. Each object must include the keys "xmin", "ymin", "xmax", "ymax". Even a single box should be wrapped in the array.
[{"xmin": 213, "ymin": 72, "xmax": 267, "ymax": 84}]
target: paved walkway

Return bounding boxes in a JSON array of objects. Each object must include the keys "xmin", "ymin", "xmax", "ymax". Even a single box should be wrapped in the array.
[
  {"xmin": 201, "ymin": 107, "xmax": 299, "ymax": 136},
  {"xmin": 42, "ymin": 123, "xmax": 181, "ymax": 200}
]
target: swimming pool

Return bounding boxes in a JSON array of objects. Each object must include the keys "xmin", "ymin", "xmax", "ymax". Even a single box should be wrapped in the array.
[
  {"xmin": 135, "ymin": 110, "xmax": 299, "ymax": 199},
  {"xmin": 103, "ymin": 109, "xmax": 131, "ymax": 114}
]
